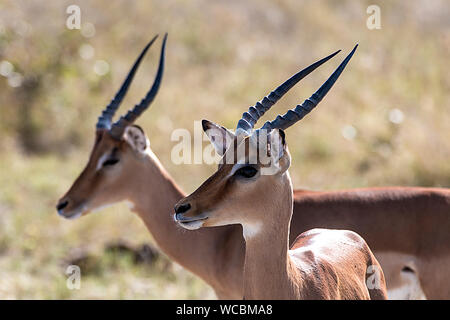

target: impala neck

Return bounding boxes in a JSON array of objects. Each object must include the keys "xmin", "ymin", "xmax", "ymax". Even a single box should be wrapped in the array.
[
  {"xmin": 126, "ymin": 149, "xmax": 224, "ymax": 286},
  {"xmin": 242, "ymin": 172, "xmax": 299, "ymax": 299}
]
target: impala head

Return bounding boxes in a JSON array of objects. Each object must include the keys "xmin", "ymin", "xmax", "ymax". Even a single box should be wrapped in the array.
[
  {"xmin": 174, "ymin": 44, "xmax": 358, "ymax": 233},
  {"xmin": 175, "ymin": 128, "xmax": 291, "ymax": 232},
  {"xmin": 57, "ymin": 34, "xmax": 167, "ymax": 219}
]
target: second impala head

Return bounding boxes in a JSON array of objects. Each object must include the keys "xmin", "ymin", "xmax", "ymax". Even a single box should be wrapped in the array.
[
  {"xmin": 56, "ymin": 34, "xmax": 167, "ymax": 219},
  {"xmin": 56, "ymin": 126, "xmax": 152, "ymax": 219},
  {"xmin": 174, "ymin": 129, "xmax": 292, "ymax": 231}
]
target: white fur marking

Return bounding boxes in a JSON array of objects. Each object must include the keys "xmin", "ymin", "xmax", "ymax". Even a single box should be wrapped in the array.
[
  {"xmin": 96, "ymin": 153, "xmax": 110, "ymax": 171},
  {"xmin": 178, "ymin": 219, "xmax": 205, "ymax": 230},
  {"xmin": 59, "ymin": 204, "xmax": 87, "ymax": 220},
  {"xmin": 65, "ymin": 211, "xmax": 82, "ymax": 220},
  {"xmin": 242, "ymin": 222, "xmax": 262, "ymax": 239},
  {"xmin": 91, "ymin": 202, "xmax": 114, "ymax": 213}
]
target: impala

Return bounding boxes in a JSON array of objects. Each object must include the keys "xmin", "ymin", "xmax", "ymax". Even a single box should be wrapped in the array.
[
  {"xmin": 174, "ymin": 45, "xmax": 388, "ymax": 299},
  {"xmin": 57, "ymin": 36, "xmax": 449, "ymax": 299}
]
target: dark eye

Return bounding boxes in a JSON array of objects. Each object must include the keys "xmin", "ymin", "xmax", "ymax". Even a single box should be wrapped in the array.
[
  {"xmin": 235, "ymin": 166, "xmax": 258, "ymax": 178},
  {"xmin": 102, "ymin": 158, "xmax": 119, "ymax": 167}
]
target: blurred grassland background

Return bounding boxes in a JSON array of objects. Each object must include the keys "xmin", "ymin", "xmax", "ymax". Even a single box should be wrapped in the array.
[{"xmin": 0, "ymin": 0, "xmax": 449, "ymax": 299}]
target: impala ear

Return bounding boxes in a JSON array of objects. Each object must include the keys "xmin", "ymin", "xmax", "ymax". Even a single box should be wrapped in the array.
[
  {"xmin": 202, "ymin": 119, "xmax": 235, "ymax": 156},
  {"xmin": 124, "ymin": 125, "xmax": 149, "ymax": 153},
  {"xmin": 265, "ymin": 129, "xmax": 289, "ymax": 174}
]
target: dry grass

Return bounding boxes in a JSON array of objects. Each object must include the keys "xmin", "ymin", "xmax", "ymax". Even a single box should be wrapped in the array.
[{"xmin": 0, "ymin": 0, "xmax": 448, "ymax": 299}]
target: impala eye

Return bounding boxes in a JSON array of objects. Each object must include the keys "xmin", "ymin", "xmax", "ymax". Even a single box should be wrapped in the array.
[
  {"xmin": 235, "ymin": 166, "xmax": 258, "ymax": 178},
  {"xmin": 102, "ymin": 158, "xmax": 119, "ymax": 167}
]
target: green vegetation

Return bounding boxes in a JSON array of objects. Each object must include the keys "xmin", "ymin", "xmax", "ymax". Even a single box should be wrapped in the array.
[{"xmin": 0, "ymin": 0, "xmax": 448, "ymax": 299}]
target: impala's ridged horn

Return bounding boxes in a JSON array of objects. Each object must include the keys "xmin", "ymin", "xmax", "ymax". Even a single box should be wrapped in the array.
[
  {"xmin": 235, "ymin": 49, "xmax": 341, "ymax": 135},
  {"xmin": 109, "ymin": 33, "xmax": 168, "ymax": 139},
  {"xmin": 261, "ymin": 44, "xmax": 358, "ymax": 131},
  {"xmin": 96, "ymin": 35, "xmax": 159, "ymax": 130}
]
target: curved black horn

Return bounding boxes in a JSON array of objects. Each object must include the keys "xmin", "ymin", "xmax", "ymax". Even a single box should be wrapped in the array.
[
  {"xmin": 110, "ymin": 33, "xmax": 168, "ymax": 139},
  {"xmin": 236, "ymin": 49, "xmax": 341, "ymax": 134},
  {"xmin": 261, "ymin": 44, "xmax": 358, "ymax": 131},
  {"xmin": 96, "ymin": 35, "xmax": 159, "ymax": 130}
]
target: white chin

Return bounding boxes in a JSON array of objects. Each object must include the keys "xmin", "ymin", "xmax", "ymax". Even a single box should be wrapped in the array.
[
  {"xmin": 66, "ymin": 211, "xmax": 83, "ymax": 220},
  {"xmin": 177, "ymin": 220, "xmax": 205, "ymax": 230},
  {"xmin": 59, "ymin": 210, "xmax": 83, "ymax": 220}
]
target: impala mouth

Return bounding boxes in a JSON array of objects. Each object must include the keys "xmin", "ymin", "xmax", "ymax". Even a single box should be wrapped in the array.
[
  {"xmin": 57, "ymin": 203, "xmax": 88, "ymax": 220},
  {"xmin": 173, "ymin": 213, "xmax": 208, "ymax": 230}
]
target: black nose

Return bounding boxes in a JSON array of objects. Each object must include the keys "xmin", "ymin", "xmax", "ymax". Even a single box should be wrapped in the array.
[
  {"xmin": 57, "ymin": 200, "xmax": 69, "ymax": 211},
  {"xmin": 175, "ymin": 203, "xmax": 191, "ymax": 214}
]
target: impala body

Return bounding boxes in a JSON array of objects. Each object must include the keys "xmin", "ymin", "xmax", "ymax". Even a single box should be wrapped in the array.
[{"xmin": 57, "ymin": 38, "xmax": 449, "ymax": 299}]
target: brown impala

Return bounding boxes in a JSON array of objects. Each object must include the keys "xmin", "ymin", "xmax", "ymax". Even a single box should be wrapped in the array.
[
  {"xmin": 175, "ymin": 45, "xmax": 388, "ymax": 299},
  {"xmin": 57, "ymin": 36, "xmax": 450, "ymax": 299}
]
